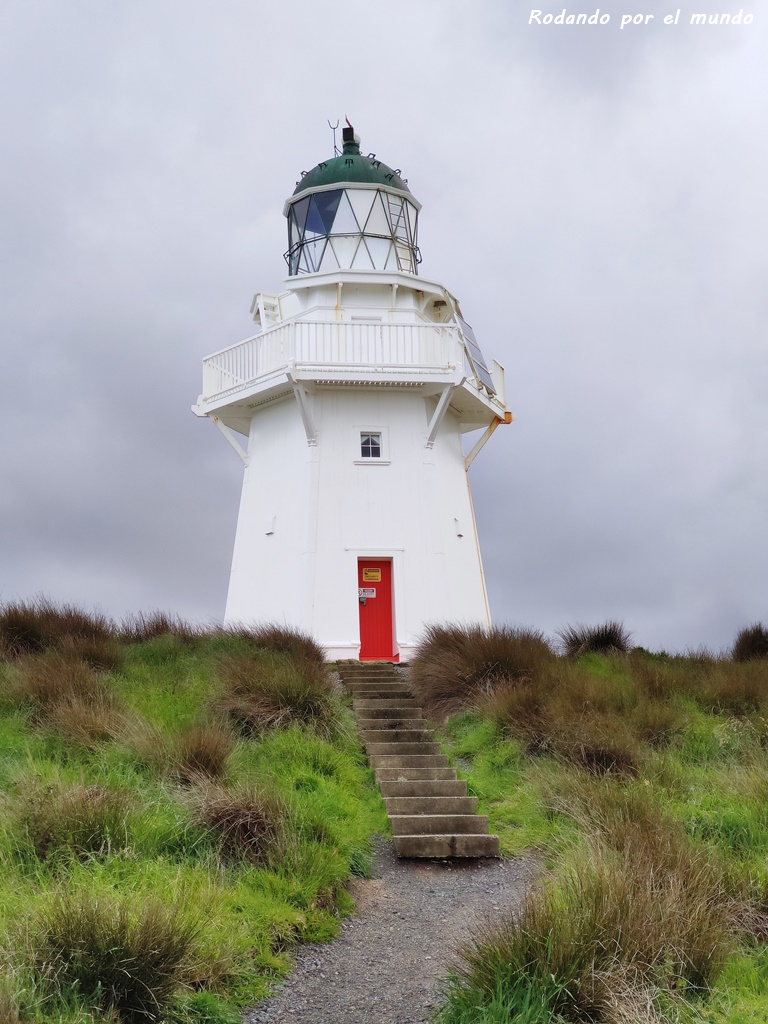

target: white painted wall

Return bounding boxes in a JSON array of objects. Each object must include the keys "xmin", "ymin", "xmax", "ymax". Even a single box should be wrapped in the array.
[{"xmin": 224, "ymin": 384, "xmax": 491, "ymax": 660}]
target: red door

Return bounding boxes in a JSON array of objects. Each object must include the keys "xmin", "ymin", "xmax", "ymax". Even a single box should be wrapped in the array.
[{"xmin": 358, "ymin": 559, "xmax": 397, "ymax": 662}]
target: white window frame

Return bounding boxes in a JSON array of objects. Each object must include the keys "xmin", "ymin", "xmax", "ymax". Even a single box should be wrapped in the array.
[{"xmin": 354, "ymin": 426, "xmax": 390, "ymax": 465}]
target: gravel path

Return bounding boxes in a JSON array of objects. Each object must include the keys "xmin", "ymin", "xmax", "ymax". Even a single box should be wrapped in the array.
[{"xmin": 243, "ymin": 840, "xmax": 537, "ymax": 1024}]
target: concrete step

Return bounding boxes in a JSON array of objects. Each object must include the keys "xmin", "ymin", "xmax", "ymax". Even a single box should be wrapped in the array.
[
  {"xmin": 368, "ymin": 754, "xmax": 450, "ymax": 769},
  {"xmin": 360, "ymin": 729, "xmax": 434, "ymax": 745},
  {"xmin": 393, "ymin": 834, "xmax": 500, "ymax": 858},
  {"xmin": 389, "ymin": 814, "xmax": 489, "ymax": 837},
  {"xmin": 348, "ymin": 689, "xmax": 413, "ymax": 700},
  {"xmin": 347, "ymin": 683, "xmax": 412, "ymax": 693},
  {"xmin": 340, "ymin": 671, "xmax": 399, "ymax": 680},
  {"xmin": 357, "ymin": 718, "xmax": 430, "ymax": 731},
  {"xmin": 354, "ymin": 706, "xmax": 422, "ymax": 720},
  {"xmin": 375, "ymin": 767, "xmax": 458, "ymax": 782},
  {"xmin": 347, "ymin": 680, "xmax": 411, "ymax": 690},
  {"xmin": 384, "ymin": 796, "xmax": 478, "ymax": 815},
  {"xmin": 365, "ymin": 741, "xmax": 441, "ymax": 756},
  {"xmin": 342, "ymin": 667, "xmax": 399, "ymax": 675},
  {"xmin": 379, "ymin": 778, "xmax": 467, "ymax": 796},
  {"xmin": 353, "ymin": 699, "xmax": 419, "ymax": 710}
]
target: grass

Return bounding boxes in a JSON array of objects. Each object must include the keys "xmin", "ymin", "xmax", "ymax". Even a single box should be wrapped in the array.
[
  {"xmin": 557, "ymin": 620, "xmax": 632, "ymax": 657},
  {"xmin": 4, "ymin": 601, "xmax": 766, "ymax": 1022},
  {"xmin": 9, "ymin": 777, "xmax": 134, "ymax": 860},
  {"xmin": 430, "ymin": 624, "xmax": 768, "ymax": 1024},
  {"xmin": 33, "ymin": 892, "xmax": 200, "ymax": 1023},
  {"xmin": 213, "ymin": 651, "xmax": 343, "ymax": 738},
  {"xmin": 175, "ymin": 723, "xmax": 235, "ymax": 784},
  {"xmin": 191, "ymin": 782, "xmax": 286, "ymax": 865},
  {"xmin": 0, "ymin": 601, "xmax": 385, "ymax": 1022},
  {"xmin": 732, "ymin": 623, "xmax": 768, "ymax": 663},
  {"xmin": 410, "ymin": 623, "xmax": 553, "ymax": 718}
]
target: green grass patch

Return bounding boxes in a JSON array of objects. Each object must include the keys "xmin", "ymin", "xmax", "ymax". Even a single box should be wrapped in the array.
[
  {"xmin": 427, "ymin": 629, "xmax": 768, "ymax": 1024},
  {"xmin": 0, "ymin": 613, "xmax": 385, "ymax": 1022}
]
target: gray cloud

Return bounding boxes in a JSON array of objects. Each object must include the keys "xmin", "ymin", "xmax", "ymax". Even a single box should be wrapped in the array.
[{"xmin": 1, "ymin": 0, "xmax": 765, "ymax": 651}]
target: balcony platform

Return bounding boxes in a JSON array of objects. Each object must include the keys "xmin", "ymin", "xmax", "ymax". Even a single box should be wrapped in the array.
[{"xmin": 193, "ymin": 319, "xmax": 506, "ymax": 432}]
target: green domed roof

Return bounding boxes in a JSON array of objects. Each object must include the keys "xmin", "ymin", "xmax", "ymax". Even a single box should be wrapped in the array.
[{"xmin": 292, "ymin": 138, "xmax": 411, "ymax": 197}]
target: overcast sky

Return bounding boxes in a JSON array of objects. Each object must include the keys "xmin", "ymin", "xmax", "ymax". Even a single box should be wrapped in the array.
[{"xmin": 1, "ymin": 0, "xmax": 765, "ymax": 653}]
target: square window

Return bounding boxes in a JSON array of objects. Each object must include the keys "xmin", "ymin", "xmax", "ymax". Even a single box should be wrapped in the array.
[{"xmin": 360, "ymin": 432, "xmax": 381, "ymax": 458}]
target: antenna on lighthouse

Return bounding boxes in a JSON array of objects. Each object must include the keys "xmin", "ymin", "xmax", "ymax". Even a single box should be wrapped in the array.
[{"xmin": 327, "ymin": 119, "xmax": 340, "ymax": 156}]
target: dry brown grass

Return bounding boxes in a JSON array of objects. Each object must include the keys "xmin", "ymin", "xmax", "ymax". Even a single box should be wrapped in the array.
[
  {"xmin": 732, "ymin": 623, "xmax": 768, "ymax": 663},
  {"xmin": 454, "ymin": 833, "xmax": 736, "ymax": 1022},
  {"xmin": 11, "ymin": 779, "xmax": 133, "ymax": 860},
  {"xmin": 55, "ymin": 634, "xmax": 124, "ymax": 672},
  {"xmin": 118, "ymin": 611, "xmax": 201, "ymax": 645},
  {"xmin": 43, "ymin": 695, "xmax": 126, "ymax": 748},
  {"xmin": 174, "ymin": 723, "xmax": 234, "ymax": 784},
  {"xmin": 10, "ymin": 651, "xmax": 114, "ymax": 717},
  {"xmin": 557, "ymin": 621, "xmax": 632, "ymax": 658},
  {"xmin": 222, "ymin": 623, "xmax": 326, "ymax": 664},
  {"xmin": 191, "ymin": 783, "xmax": 286, "ymax": 865},
  {"xmin": 410, "ymin": 624, "xmax": 554, "ymax": 718},
  {"xmin": 481, "ymin": 660, "xmax": 644, "ymax": 774},
  {"xmin": 33, "ymin": 892, "xmax": 199, "ymax": 1022},
  {"xmin": 214, "ymin": 653, "xmax": 339, "ymax": 737},
  {"xmin": 0, "ymin": 598, "xmax": 114, "ymax": 659}
]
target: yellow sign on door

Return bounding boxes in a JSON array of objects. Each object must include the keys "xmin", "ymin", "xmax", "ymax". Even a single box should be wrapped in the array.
[{"xmin": 362, "ymin": 568, "xmax": 381, "ymax": 582}]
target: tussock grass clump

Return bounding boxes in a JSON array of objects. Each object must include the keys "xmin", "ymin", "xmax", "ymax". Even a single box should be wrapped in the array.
[
  {"xmin": 446, "ymin": 839, "xmax": 735, "ymax": 1023},
  {"xmin": 557, "ymin": 620, "xmax": 632, "ymax": 658},
  {"xmin": 0, "ymin": 598, "xmax": 115, "ymax": 658},
  {"xmin": 43, "ymin": 693, "xmax": 126, "ymax": 748},
  {"xmin": 11, "ymin": 650, "xmax": 114, "ymax": 716},
  {"xmin": 695, "ymin": 660, "xmax": 767, "ymax": 716},
  {"xmin": 482, "ymin": 661, "xmax": 643, "ymax": 774},
  {"xmin": 732, "ymin": 623, "xmax": 768, "ymax": 663},
  {"xmin": 192, "ymin": 783, "xmax": 286, "ymax": 865},
  {"xmin": 33, "ymin": 892, "xmax": 199, "ymax": 1022},
  {"xmin": 175, "ymin": 723, "xmax": 235, "ymax": 784},
  {"xmin": 56, "ymin": 633, "xmax": 125, "ymax": 672},
  {"xmin": 224, "ymin": 623, "xmax": 325, "ymax": 665},
  {"xmin": 214, "ymin": 653, "xmax": 339, "ymax": 737},
  {"xmin": 11, "ymin": 779, "xmax": 133, "ymax": 859},
  {"xmin": 410, "ymin": 624, "xmax": 554, "ymax": 717},
  {"xmin": 7, "ymin": 649, "xmax": 124, "ymax": 747},
  {"xmin": 118, "ymin": 610, "xmax": 201, "ymax": 645}
]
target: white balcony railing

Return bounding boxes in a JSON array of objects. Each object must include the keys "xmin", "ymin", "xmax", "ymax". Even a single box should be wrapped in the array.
[{"xmin": 201, "ymin": 320, "xmax": 464, "ymax": 402}]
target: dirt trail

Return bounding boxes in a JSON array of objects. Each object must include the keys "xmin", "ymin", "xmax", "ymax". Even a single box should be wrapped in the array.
[{"xmin": 243, "ymin": 840, "xmax": 536, "ymax": 1024}]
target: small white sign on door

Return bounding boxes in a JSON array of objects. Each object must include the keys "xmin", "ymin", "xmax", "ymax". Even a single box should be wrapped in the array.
[{"xmin": 358, "ymin": 588, "xmax": 376, "ymax": 598}]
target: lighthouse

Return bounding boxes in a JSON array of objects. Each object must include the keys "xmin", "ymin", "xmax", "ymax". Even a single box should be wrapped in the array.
[{"xmin": 193, "ymin": 124, "xmax": 511, "ymax": 661}]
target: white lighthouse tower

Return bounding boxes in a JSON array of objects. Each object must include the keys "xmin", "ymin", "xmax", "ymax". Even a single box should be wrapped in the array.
[{"xmin": 194, "ymin": 124, "xmax": 511, "ymax": 661}]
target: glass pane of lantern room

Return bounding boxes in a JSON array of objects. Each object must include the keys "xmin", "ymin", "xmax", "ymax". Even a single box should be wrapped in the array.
[
  {"xmin": 329, "ymin": 234, "xmax": 360, "ymax": 268},
  {"xmin": 346, "ymin": 188, "xmax": 376, "ymax": 232},
  {"xmin": 318, "ymin": 242, "xmax": 339, "ymax": 272},
  {"xmin": 303, "ymin": 237, "xmax": 326, "ymax": 272},
  {"xmin": 351, "ymin": 240, "xmax": 374, "ymax": 269},
  {"xmin": 313, "ymin": 189, "xmax": 342, "ymax": 233},
  {"xmin": 330, "ymin": 192, "xmax": 360, "ymax": 235},
  {"xmin": 395, "ymin": 242, "xmax": 414, "ymax": 273},
  {"xmin": 405, "ymin": 202, "xmax": 419, "ymax": 246},
  {"xmin": 365, "ymin": 236, "xmax": 391, "ymax": 269},
  {"xmin": 305, "ymin": 196, "xmax": 329, "ymax": 238},
  {"xmin": 363, "ymin": 193, "xmax": 391, "ymax": 236},
  {"xmin": 386, "ymin": 195, "xmax": 408, "ymax": 240},
  {"xmin": 290, "ymin": 197, "xmax": 310, "ymax": 238}
]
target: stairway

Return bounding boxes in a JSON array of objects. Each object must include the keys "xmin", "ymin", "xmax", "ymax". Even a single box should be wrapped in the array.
[{"xmin": 339, "ymin": 663, "xmax": 500, "ymax": 859}]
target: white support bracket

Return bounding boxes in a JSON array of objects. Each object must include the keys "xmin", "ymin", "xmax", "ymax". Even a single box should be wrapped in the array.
[
  {"xmin": 464, "ymin": 412, "xmax": 513, "ymax": 470},
  {"xmin": 287, "ymin": 373, "xmax": 318, "ymax": 446},
  {"xmin": 213, "ymin": 416, "xmax": 248, "ymax": 466},
  {"xmin": 424, "ymin": 386, "xmax": 454, "ymax": 448}
]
